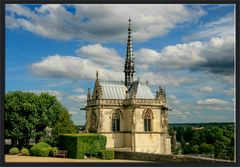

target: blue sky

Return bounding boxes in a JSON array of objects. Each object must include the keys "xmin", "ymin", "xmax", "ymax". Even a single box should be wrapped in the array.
[{"xmin": 5, "ymin": 4, "xmax": 235, "ymax": 125}]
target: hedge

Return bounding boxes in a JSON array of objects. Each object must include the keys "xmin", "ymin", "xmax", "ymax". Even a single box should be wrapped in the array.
[
  {"xmin": 9, "ymin": 147, "xmax": 19, "ymax": 155},
  {"xmin": 60, "ymin": 133, "xmax": 107, "ymax": 159},
  {"xmin": 99, "ymin": 150, "xmax": 115, "ymax": 160},
  {"xmin": 30, "ymin": 142, "xmax": 52, "ymax": 157}
]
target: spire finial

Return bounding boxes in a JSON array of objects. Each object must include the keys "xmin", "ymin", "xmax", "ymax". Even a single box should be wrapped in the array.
[
  {"xmin": 96, "ymin": 70, "xmax": 99, "ymax": 79},
  {"xmin": 128, "ymin": 18, "xmax": 131, "ymax": 31}
]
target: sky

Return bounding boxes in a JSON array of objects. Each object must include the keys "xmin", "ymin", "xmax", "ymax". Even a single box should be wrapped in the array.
[{"xmin": 5, "ymin": 4, "xmax": 235, "ymax": 125}]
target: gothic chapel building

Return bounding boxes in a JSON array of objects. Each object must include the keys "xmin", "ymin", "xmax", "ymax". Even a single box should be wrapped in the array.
[{"xmin": 85, "ymin": 19, "xmax": 171, "ymax": 154}]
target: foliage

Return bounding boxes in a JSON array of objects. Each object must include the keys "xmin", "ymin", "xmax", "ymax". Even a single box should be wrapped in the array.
[
  {"xmin": 199, "ymin": 143, "xmax": 214, "ymax": 154},
  {"xmin": 29, "ymin": 142, "xmax": 52, "ymax": 157},
  {"xmin": 60, "ymin": 133, "xmax": 107, "ymax": 159},
  {"xmin": 169, "ymin": 123, "xmax": 234, "ymax": 160},
  {"xmin": 43, "ymin": 110, "xmax": 77, "ymax": 146},
  {"xmin": 49, "ymin": 147, "xmax": 58, "ymax": 157},
  {"xmin": 99, "ymin": 150, "xmax": 115, "ymax": 160},
  {"xmin": 9, "ymin": 147, "xmax": 19, "ymax": 155},
  {"xmin": 5, "ymin": 92, "xmax": 39, "ymax": 147},
  {"xmin": 4, "ymin": 91, "xmax": 77, "ymax": 147},
  {"xmin": 20, "ymin": 148, "xmax": 30, "ymax": 156}
]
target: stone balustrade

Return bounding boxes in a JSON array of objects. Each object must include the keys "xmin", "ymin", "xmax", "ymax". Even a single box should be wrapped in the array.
[{"xmin": 87, "ymin": 99, "xmax": 166, "ymax": 107}]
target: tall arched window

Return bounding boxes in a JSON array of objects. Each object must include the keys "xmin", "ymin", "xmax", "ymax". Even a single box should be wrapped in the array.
[
  {"xmin": 112, "ymin": 111, "xmax": 120, "ymax": 132},
  {"xmin": 143, "ymin": 109, "xmax": 153, "ymax": 132}
]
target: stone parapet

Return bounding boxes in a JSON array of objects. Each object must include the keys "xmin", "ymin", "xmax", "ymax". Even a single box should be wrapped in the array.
[
  {"xmin": 87, "ymin": 99, "xmax": 124, "ymax": 106},
  {"xmin": 115, "ymin": 151, "xmax": 234, "ymax": 163},
  {"xmin": 123, "ymin": 99, "xmax": 164, "ymax": 106}
]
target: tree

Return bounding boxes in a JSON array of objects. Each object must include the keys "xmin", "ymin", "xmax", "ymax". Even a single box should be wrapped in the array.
[
  {"xmin": 43, "ymin": 106, "xmax": 77, "ymax": 146},
  {"xmin": 170, "ymin": 123, "xmax": 234, "ymax": 160},
  {"xmin": 5, "ymin": 91, "xmax": 39, "ymax": 147},
  {"xmin": 191, "ymin": 145, "xmax": 199, "ymax": 154},
  {"xmin": 4, "ymin": 91, "xmax": 77, "ymax": 147},
  {"xmin": 199, "ymin": 143, "xmax": 214, "ymax": 154}
]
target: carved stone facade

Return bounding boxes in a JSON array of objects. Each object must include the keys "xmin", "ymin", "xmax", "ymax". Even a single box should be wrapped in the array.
[{"xmin": 85, "ymin": 19, "xmax": 171, "ymax": 154}]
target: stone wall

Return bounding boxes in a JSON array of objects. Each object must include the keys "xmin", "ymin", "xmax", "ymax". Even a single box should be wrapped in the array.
[
  {"xmin": 114, "ymin": 151, "xmax": 234, "ymax": 163},
  {"xmin": 104, "ymin": 133, "xmax": 124, "ymax": 148},
  {"xmin": 134, "ymin": 133, "xmax": 161, "ymax": 153}
]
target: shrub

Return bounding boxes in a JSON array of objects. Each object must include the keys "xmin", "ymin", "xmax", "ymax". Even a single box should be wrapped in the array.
[
  {"xmin": 9, "ymin": 147, "xmax": 19, "ymax": 155},
  {"xmin": 49, "ymin": 147, "xmax": 58, "ymax": 157},
  {"xmin": 99, "ymin": 150, "xmax": 114, "ymax": 160},
  {"xmin": 30, "ymin": 142, "xmax": 52, "ymax": 157},
  {"xmin": 20, "ymin": 148, "xmax": 30, "ymax": 156},
  {"xmin": 60, "ymin": 133, "xmax": 107, "ymax": 159}
]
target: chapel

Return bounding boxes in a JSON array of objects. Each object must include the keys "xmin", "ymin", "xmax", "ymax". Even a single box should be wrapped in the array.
[{"xmin": 85, "ymin": 19, "xmax": 171, "ymax": 154}]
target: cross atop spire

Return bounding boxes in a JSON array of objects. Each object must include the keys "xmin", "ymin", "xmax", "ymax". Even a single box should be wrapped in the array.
[{"xmin": 124, "ymin": 18, "xmax": 135, "ymax": 89}]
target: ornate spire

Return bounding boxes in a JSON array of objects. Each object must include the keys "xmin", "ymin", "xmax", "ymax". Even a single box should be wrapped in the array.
[{"xmin": 124, "ymin": 18, "xmax": 135, "ymax": 89}]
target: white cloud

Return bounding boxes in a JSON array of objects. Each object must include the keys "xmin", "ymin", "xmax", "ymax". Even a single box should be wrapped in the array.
[
  {"xmin": 168, "ymin": 109, "xmax": 191, "ymax": 121},
  {"xmin": 196, "ymin": 98, "xmax": 228, "ymax": 105},
  {"xmin": 139, "ymin": 72, "xmax": 197, "ymax": 87},
  {"xmin": 75, "ymin": 44, "xmax": 123, "ymax": 71},
  {"xmin": 135, "ymin": 41, "xmax": 205, "ymax": 71},
  {"xmin": 194, "ymin": 97, "xmax": 234, "ymax": 112},
  {"xmin": 221, "ymin": 75, "xmax": 234, "ymax": 84},
  {"xmin": 168, "ymin": 95, "xmax": 180, "ymax": 104},
  {"xmin": 68, "ymin": 95, "xmax": 87, "ymax": 102},
  {"xmin": 183, "ymin": 12, "xmax": 234, "ymax": 41},
  {"xmin": 73, "ymin": 88, "xmax": 85, "ymax": 93},
  {"xmin": 198, "ymin": 86, "xmax": 213, "ymax": 93},
  {"xmin": 223, "ymin": 88, "xmax": 235, "ymax": 96},
  {"xmin": 6, "ymin": 4, "xmax": 205, "ymax": 42},
  {"xmin": 69, "ymin": 111, "xmax": 78, "ymax": 115},
  {"xmin": 28, "ymin": 90, "xmax": 64, "ymax": 99},
  {"xmin": 30, "ymin": 54, "xmax": 123, "ymax": 81},
  {"xmin": 46, "ymin": 80, "xmax": 72, "ymax": 87},
  {"xmin": 135, "ymin": 35, "xmax": 234, "ymax": 75}
]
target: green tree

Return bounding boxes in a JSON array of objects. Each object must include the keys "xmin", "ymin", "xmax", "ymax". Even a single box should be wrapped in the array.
[
  {"xmin": 4, "ymin": 91, "xmax": 77, "ymax": 147},
  {"xmin": 199, "ymin": 143, "xmax": 214, "ymax": 154},
  {"xmin": 43, "ymin": 106, "xmax": 77, "ymax": 146},
  {"xmin": 170, "ymin": 123, "xmax": 234, "ymax": 160},
  {"xmin": 5, "ymin": 91, "xmax": 38, "ymax": 147},
  {"xmin": 191, "ymin": 145, "xmax": 199, "ymax": 154}
]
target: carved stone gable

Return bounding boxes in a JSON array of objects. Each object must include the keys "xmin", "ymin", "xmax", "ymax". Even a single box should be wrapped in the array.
[{"xmin": 92, "ymin": 79, "xmax": 103, "ymax": 100}]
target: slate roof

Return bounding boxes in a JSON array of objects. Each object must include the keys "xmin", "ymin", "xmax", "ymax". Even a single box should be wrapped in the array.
[
  {"xmin": 99, "ymin": 81, "xmax": 127, "ymax": 99},
  {"xmin": 99, "ymin": 80, "xmax": 154, "ymax": 100},
  {"xmin": 128, "ymin": 81, "xmax": 154, "ymax": 99}
]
